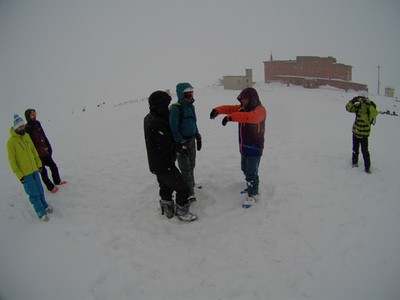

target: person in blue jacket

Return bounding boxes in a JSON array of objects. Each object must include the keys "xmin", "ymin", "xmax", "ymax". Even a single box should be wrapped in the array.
[{"xmin": 169, "ymin": 82, "xmax": 202, "ymax": 202}]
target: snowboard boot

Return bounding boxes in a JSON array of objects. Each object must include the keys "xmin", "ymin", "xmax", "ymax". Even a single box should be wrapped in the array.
[
  {"xmin": 242, "ymin": 195, "xmax": 258, "ymax": 208},
  {"xmin": 159, "ymin": 200, "xmax": 175, "ymax": 219},
  {"xmin": 176, "ymin": 203, "xmax": 198, "ymax": 222}
]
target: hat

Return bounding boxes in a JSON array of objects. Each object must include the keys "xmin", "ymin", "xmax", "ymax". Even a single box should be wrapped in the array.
[
  {"xmin": 13, "ymin": 114, "xmax": 25, "ymax": 129},
  {"xmin": 358, "ymin": 90, "xmax": 369, "ymax": 98}
]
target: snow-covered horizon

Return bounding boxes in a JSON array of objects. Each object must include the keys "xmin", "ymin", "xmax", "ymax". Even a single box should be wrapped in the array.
[{"xmin": 1, "ymin": 82, "xmax": 399, "ymax": 299}]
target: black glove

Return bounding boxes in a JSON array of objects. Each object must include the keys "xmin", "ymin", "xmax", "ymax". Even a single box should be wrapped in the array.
[
  {"xmin": 210, "ymin": 109, "xmax": 219, "ymax": 119},
  {"xmin": 20, "ymin": 176, "xmax": 26, "ymax": 184},
  {"xmin": 176, "ymin": 142, "xmax": 190, "ymax": 155},
  {"xmin": 222, "ymin": 116, "xmax": 231, "ymax": 126},
  {"xmin": 195, "ymin": 133, "xmax": 202, "ymax": 151}
]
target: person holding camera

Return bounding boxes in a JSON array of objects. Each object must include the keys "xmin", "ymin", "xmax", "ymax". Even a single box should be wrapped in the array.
[{"xmin": 345, "ymin": 91, "xmax": 378, "ymax": 174}]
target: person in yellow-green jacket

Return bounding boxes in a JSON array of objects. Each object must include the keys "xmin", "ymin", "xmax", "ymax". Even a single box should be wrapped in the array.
[
  {"xmin": 7, "ymin": 114, "xmax": 53, "ymax": 222},
  {"xmin": 345, "ymin": 91, "xmax": 378, "ymax": 174}
]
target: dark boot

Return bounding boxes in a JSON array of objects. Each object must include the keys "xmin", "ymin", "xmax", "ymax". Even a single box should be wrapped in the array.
[
  {"xmin": 159, "ymin": 200, "xmax": 175, "ymax": 219},
  {"xmin": 176, "ymin": 203, "xmax": 198, "ymax": 222}
]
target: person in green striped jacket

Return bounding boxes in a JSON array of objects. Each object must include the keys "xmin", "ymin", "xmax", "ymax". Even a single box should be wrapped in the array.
[{"xmin": 345, "ymin": 91, "xmax": 378, "ymax": 174}]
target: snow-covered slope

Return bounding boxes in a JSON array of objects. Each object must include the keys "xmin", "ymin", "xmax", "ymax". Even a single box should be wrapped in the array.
[{"xmin": 1, "ymin": 83, "xmax": 399, "ymax": 299}]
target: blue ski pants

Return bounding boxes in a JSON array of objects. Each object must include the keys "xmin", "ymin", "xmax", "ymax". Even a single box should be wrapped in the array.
[
  {"xmin": 22, "ymin": 171, "xmax": 49, "ymax": 218},
  {"xmin": 241, "ymin": 155, "xmax": 261, "ymax": 197}
]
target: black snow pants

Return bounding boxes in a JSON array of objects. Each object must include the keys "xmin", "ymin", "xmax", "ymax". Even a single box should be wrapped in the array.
[
  {"xmin": 352, "ymin": 134, "xmax": 371, "ymax": 171},
  {"xmin": 155, "ymin": 166, "xmax": 190, "ymax": 207},
  {"xmin": 40, "ymin": 155, "xmax": 61, "ymax": 191}
]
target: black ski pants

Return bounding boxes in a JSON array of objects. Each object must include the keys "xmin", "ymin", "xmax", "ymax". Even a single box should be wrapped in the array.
[
  {"xmin": 352, "ymin": 134, "xmax": 371, "ymax": 170},
  {"xmin": 155, "ymin": 166, "xmax": 190, "ymax": 207},
  {"xmin": 40, "ymin": 155, "xmax": 61, "ymax": 191}
]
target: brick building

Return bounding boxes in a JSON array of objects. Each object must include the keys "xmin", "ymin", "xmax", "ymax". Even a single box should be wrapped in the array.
[{"xmin": 264, "ymin": 55, "xmax": 368, "ymax": 91}]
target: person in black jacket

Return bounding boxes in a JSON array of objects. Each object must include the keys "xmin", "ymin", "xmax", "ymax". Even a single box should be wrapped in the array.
[
  {"xmin": 144, "ymin": 91, "xmax": 197, "ymax": 222},
  {"xmin": 24, "ymin": 109, "xmax": 66, "ymax": 193}
]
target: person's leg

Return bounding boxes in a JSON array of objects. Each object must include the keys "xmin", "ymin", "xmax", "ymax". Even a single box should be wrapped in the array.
[
  {"xmin": 47, "ymin": 155, "xmax": 61, "ymax": 184},
  {"xmin": 360, "ymin": 137, "xmax": 371, "ymax": 172},
  {"xmin": 32, "ymin": 171, "xmax": 49, "ymax": 209},
  {"xmin": 156, "ymin": 174, "xmax": 174, "ymax": 201},
  {"xmin": 156, "ymin": 167, "xmax": 195, "ymax": 220},
  {"xmin": 352, "ymin": 134, "xmax": 360, "ymax": 166},
  {"xmin": 157, "ymin": 167, "xmax": 190, "ymax": 207},
  {"xmin": 23, "ymin": 173, "xmax": 46, "ymax": 218},
  {"xmin": 177, "ymin": 142, "xmax": 195, "ymax": 197},
  {"xmin": 39, "ymin": 156, "xmax": 55, "ymax": 191},
  {"xmin": 188, "ymin": 138, "xmax": 196, "ymax": 186},
  {"xmin": 242, "ymin": 155, "xmax": 261, "ymax": 197}
]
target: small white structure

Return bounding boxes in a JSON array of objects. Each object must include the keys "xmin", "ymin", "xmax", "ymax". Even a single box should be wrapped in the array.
[{"xmin": 223, "ymin": 69, "xmax": 254, "ymax": 90}]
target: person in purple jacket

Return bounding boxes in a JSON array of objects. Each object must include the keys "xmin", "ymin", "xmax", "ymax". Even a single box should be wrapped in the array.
[{"xmin": 24, "ymin": 109, "xmax": 66, "ymax": 193}]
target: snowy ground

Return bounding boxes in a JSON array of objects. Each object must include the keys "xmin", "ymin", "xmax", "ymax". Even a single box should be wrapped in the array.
[{"xmin": 1, "ymin": 83, "xmax": 399, "ymax": 299}]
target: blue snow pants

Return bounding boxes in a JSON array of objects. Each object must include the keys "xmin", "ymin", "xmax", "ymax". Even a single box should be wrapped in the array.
[
  {"xmin": 241, "ymin": 155, "xmax": 261, "ymax": 197},
  {"xmin": 22, "ymin": 171, "xmax": 48, "ymax": 218}
]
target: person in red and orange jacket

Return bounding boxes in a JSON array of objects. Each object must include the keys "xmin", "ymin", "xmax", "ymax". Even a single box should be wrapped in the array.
[{"xmin": 210, "ymin": 87, "xmax": 266, "ymax": 208}]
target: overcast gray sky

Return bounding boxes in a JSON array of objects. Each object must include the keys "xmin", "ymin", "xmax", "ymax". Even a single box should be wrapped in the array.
[{"xmin": 1, "ymin": 0, "xmax": 399, "ymax": 113}]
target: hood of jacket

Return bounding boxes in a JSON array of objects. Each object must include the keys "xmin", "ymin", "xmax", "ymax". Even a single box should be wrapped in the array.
[
  {"xmin": 176, "ymin": 82, "xmax": 194, "ymax": 102},
  {"xmin": 24, "ymin": 108, "xmax": 36, "ymax": 124},
  {"xmin": 9, "ymin": 126, "xmax": 19, "ymax": 138},
  {"xmin": 237, "ymin": 87, "xmax": 261, "ymax": 111},
  {"xmin": 148, "ymin": 91, "xmax": 172, "ymax": 119}
]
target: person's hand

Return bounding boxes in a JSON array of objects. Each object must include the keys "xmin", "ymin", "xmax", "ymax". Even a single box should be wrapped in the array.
[
  {"xmin": 210, "ymin": 109, "xmax": 219, "ymax": 119},
  {"xmin": 222, "ymin": 116, "xmax": 231, "ymax": 126},
  {"xmin": 195, "ymin": 133, "xmax": 202, "ymax": 151},
  {"xmin": 20, "ymin": 176, "xmax": 26, "ymax": 184}
]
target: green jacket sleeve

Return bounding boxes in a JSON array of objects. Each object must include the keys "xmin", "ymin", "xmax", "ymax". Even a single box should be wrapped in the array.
[{"xmin": 346, "ymin": 99, "xmax": 356, "ymax": 113}]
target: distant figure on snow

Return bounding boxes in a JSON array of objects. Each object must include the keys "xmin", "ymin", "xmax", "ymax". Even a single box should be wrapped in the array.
[
  {"xmin": 210, "ymin": 87, "xmax": 267, "ymax": 208},
  {"xmin": 345, "ymin": 91, "xmax": 378, "ymax": 174},
  {"xmin": 24, "ymin": 109, "xmax": 66, "ymax": 193},
  {"xmin": 169, "ymin": 82, "xmax": 202, "ymax": 203},
  {"xmin": 144, "ymin": 90, "xmax": 198, "ymax": 222},
  {"xmin": 7, "ymin": 114, "xmax": 53, "ymax": 222}
]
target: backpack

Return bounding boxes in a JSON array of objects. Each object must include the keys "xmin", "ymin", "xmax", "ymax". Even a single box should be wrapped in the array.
[
  {"xmin": 368, "ymin": 101, "xmax": 377, "ymax": 125},
  {"xmin": 170, "ymin": 102, "xmax": 184, "ymax": 121}
]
